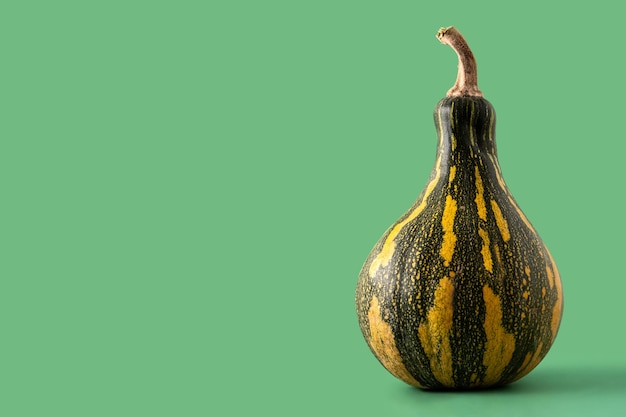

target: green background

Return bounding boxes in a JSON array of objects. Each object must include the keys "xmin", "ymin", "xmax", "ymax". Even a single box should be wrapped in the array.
[{"xmin": 2, "ymin": 0, "xmax": 625, "ymax": 415}]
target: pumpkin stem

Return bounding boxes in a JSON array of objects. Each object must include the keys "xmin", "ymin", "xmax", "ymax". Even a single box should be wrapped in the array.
[{"xmin": 436, "ymin": 26, "xmax": 483, "ymax": 98}]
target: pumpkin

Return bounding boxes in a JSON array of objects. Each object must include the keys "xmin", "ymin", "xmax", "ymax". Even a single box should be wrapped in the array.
[{"xmin": 355, "ymin": 26, "xmax": 563, "ymax": 390}]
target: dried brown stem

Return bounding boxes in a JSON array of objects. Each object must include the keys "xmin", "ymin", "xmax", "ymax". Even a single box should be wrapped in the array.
[{"xmin": 436, "ymin": 26, "xmax": 483, "ymax": 98}]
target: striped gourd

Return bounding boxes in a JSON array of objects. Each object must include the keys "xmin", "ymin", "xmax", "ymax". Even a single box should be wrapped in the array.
[{"xmin": 355, "ymin": 27, "xmax": 563, "ymax": 390}]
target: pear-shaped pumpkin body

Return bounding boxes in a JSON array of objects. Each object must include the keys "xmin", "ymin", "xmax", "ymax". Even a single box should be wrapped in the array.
[{"xmin": 356, "ymin": 97, "xmax": 563, "ymax": 389}]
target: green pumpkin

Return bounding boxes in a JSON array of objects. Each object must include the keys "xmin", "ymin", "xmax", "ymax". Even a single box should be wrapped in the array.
[{"xmin": 355, "ymin": 27, "xmax": 563, "ymax": 390}]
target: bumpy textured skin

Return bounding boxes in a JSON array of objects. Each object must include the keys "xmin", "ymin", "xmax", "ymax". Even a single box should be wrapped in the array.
[{"xmin": 355, "ymin": 97, "xmax": 563, "ymax": 390}]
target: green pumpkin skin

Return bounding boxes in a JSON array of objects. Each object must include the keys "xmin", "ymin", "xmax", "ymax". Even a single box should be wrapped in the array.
[{"xmin": 355, "ymin": 96, "xmax": 563, "ymax": 390}]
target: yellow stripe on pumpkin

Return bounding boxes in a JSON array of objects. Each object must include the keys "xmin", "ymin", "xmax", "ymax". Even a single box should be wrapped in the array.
[
  {"xmin": 418, "ymin": 276, "xmax": 455, "ymax": 386},
  {"xmin": 474, "ymin": 167, "xmax": 487, "ymax": 221},
  {"xmin": 481, "ymin": 285, "xmax": 516, "ymax": 386},
  {"xmin": 545, "ymin": 248, "xmax": 563, "ymax": 342},
  {"xmin": 368, "ymin": 297, "xmax": 423, "ymax": 388},
  {"xmin": 490, "ymin": 199, "xmax": 511, "ymax": 242},
  {"xmin": 513, "ymin": 342, "xmax": 544, "ymax": 382},
  {"xmin": 440, "ymin": 195, "xmax": 458, "ymax": 267},
  {"xmin": 477, "ymin": 227, "xmax": 493, "ymax": 272}
]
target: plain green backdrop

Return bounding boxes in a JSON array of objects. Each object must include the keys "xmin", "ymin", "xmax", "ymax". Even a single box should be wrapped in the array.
[{"xmin": 1, "ymin": 0, "xmax": 625, "ymax": 416}]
